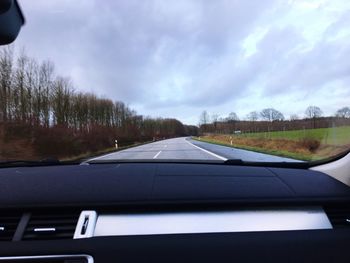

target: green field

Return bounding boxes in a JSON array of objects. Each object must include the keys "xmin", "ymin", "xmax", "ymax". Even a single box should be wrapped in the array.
[
  {"xmin": 194, "ymin": 126, "xmax": 350, "ymax": 161},
  {"xmin": 240, "ymin": 126, "xmax": 350, "ymax": 146}
]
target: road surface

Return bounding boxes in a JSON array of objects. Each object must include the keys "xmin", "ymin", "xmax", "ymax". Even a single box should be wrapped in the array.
[{"xmin": 89, "ymin": 137, "xmax": 300, "ymax": 162}]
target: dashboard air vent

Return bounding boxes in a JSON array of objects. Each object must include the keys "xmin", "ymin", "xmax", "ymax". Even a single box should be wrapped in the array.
[
  {"xmin": 324, "ymin": 205, "xmax": 350, "ymax": 229},
  {"xmin": 0, "ymin": 214, "xmax": 21, "ymax": 241},
  {"xmin": 23, "ymin": 212, "xmax": 80, "ymax": 240}
]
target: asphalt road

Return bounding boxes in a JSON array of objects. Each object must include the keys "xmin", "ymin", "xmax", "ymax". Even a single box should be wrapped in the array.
[{"xmin": 89, "ymin": 137, "xmax": 300, "ymax": 162}]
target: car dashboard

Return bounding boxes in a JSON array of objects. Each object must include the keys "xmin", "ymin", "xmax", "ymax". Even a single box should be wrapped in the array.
[{"xmin": 0, "ymin": 162, "xmax": 350, "ymax": 263}]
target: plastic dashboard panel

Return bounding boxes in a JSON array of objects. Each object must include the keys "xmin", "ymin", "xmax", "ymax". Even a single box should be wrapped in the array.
[
  {"xmin": 0, "ymin": 163, "xmax": 350, "ymax": 262},
  {"xmin": 0, "ymin": 163, "xmax": 349, "ymax": 207}
]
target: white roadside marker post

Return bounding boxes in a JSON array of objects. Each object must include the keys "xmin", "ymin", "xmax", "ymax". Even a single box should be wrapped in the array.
[{"xmin": 115, "ymin": 140, "xmax": 118, "ymax": 149}]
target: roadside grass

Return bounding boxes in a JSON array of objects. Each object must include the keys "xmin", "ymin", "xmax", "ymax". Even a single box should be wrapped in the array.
[
  {"xmin": 194, "ymin": 137, "xmax": 313, "ymax": 160},
  {"xmin": 193, "ymin": 126, "xmax": 350, "ymax": 161}
]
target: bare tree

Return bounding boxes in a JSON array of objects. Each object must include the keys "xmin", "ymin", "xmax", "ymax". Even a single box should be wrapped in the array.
[
  {"xmin": 223, "ymin": 112, "xmax": 239, "ymax": 133},
  {"xmin": 28, "ymin": 58, "xmax": 41, "ymax": 126},
  {"xmin": 305, "ymin": 106, "xmax": 322, "ymax": 119},
  {"xmin": 24, "ymin": 57, "xmax": 41, "ymax": 125},
  {"xmin": 305, "ymin": 106, "xmax": 322, "ymax": 128},
  {"xmin": 290, "ymin": 114, "xmax": 299, "ymax": 121},
  {"xmin": 211, "ymin": 113, "xmax": 219, "ymax": 124},
  {"xmin": 335, "ymin": 107, "xmax": 350, "ymax": 118},
  {"xmin": 246, "ymin": 111, "xmax": 259, "ymax": 121},
  {"xmin": 260, "ymin": 108, "xmax": 284, "ymax": 121},
  {"xmin": 199, "ymin": 110, "xmax": 210, "ymax": 133},
  {"xmin": 39, "ymin": 60, "xmax": 55, "ymax": 127},
  {"xmin": 0, "ymin": 46, "xmax": 13, "ymax": 121},
  {"xmin": 13, "ymin": 49, "xmax": 28, "ymax": 122},
  {"xmin": 226, "ymin": 112, "xmax": 239, "ymax": 122},
  {"xmin": 199, "ymin": 110, "xmax": 209, "ymax": 125},
  {"xmin": 211, "ymin": 113, "xmax": 220, "ymax": 131},
  {"xmin": 51, "ymin": 76, "xmax": 73, "ymax": 126}
]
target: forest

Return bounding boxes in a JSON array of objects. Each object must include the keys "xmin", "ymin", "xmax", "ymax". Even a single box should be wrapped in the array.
[{"xmin": 0, "ymin": 47, "xmax": 198, "ymax": 160}]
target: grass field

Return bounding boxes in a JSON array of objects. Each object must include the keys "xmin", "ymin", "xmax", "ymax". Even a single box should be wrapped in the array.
[
  {"xmin": 194, "ymin": 126, "xmax": 350, "ymax": 161},
  {"xmin": 241, "ymin": 126, "xmax": 350, "ymax": 146}
]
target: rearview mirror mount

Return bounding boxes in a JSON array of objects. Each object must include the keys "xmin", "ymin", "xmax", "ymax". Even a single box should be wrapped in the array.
[{"xmin": 0, "ymin": 0, "xmax": 25, "ymax": 45}]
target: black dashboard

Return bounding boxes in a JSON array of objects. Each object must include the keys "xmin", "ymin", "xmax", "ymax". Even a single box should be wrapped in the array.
[{"xmin": 0, "ymin": 162, "xmax": 350, "ymax": 263}]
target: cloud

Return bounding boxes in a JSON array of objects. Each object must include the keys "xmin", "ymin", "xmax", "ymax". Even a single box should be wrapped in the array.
[{"xmin": 10, "ymin": 0, "xmax": 350, "ymax": 124}]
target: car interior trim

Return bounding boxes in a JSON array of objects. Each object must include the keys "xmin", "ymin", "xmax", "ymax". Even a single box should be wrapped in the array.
[
  {"xmin": 93, "ymin": 206, "xmax": 332, "ymax": 237},
  {"xmin": 0, "ymin": 255, "xmax": 93, "ymax": 263}
]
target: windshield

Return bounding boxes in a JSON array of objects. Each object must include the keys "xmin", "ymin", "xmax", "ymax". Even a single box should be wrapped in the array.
[{"xmin": 0, "ymin": 0, "xmax": 349, "ymax": 164}]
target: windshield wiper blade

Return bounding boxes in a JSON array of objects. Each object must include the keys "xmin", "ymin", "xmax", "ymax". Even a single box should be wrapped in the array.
[
  {"xmin": 223, "ymin": 159, "xmax": 309, "ymax": 168},
  {"xmin": 85, "ymin": 158, "xmax": 309, "ymax": 169},
  {"xmin": 223, "ymin": 159, "xmax": 245, "ymax": 165}
]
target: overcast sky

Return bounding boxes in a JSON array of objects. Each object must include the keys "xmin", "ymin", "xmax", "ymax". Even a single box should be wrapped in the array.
[{"xmin": 14, "ymin": 0, "xmax": 350, "ymax": 125}]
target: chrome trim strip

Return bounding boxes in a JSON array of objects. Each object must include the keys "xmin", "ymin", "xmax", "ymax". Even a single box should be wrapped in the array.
[
  {"xmin": 0, "ymin": 255, "xmax": 93, "ymax": 263},
  {"xmin": 94, "ymin": 206, "xmax": 332, "ymax": 236},
  {"xmin": 33, "ymin": 228, "xmax": 56, "ymax": 232}
]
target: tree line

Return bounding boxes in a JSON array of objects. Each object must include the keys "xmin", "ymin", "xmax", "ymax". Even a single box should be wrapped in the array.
[
  {"xmin": 199, "ymin": 106, "xmax": 350, "ymax": 125},
  {"xmin": 0, "ymin": 47, "xmax": 198, "ymax": 159},
  {"xmin": 199, "ymin": 106, "xmax": 350, "ymax": 134}
]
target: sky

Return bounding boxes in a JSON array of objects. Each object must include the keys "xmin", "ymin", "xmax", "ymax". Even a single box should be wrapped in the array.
[{"xmin": 13, "ymin": 0, "xmax": 350, "ymax": 125}]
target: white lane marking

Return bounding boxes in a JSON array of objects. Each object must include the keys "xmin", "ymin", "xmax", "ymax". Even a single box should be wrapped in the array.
[
  {"xmin": 153, "ymin": 151, "xmax": 162, "ymax": 159},
  {"xmin": 185, "ymin": 140, "xmax": 227, "ymax": 161},
  {"xmin": 88, "ymin": 140, "xmax": 163, "ymax": 161}
]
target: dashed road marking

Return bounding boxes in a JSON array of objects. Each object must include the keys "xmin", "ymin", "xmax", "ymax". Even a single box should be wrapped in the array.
[{"xmin": 153, "ymin": 151, "xmax": 162, "ymax": 159}]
